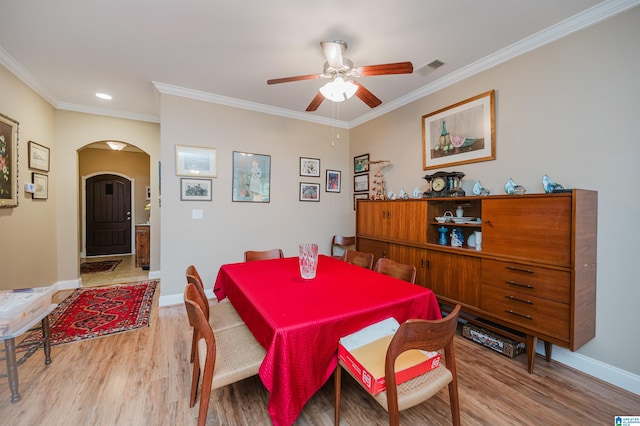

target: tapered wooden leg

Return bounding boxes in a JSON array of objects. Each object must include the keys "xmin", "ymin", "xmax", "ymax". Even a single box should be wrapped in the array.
[
  {"xmin": 42, "ymin": 316, "xmax": 52, "ymax": 365},
  {"xmin": 526, "ymin": 335, "xmax": 537, "ymax": 374},
  {"xmin": 544, "ymin": 341, "xmax": 552, "ymax": 362}
]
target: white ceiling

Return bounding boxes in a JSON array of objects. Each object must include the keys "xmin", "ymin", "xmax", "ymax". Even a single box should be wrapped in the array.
[{"xmin": 1, "ymin": 0, "xmax": 636, "ymax": 127}]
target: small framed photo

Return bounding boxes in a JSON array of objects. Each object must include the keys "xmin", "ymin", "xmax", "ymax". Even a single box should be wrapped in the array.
[
  {"xmin": 354, "ymin": 193, "xmax": 368, "ymax": 210},
  {"xmin": 176, "ymin": 144, "xmax": 217, "ymax": 177},
  {"xmin": 32, "ymin": 172, "xmax": 48, "ymax": 200},
  {"xmin": 300, "ymin": 157, "xmax": 320, "ymax": 177},
  {"xmin": 354, "ymin": 174, "xmax": 369, "ymax": 192},
  {"xmin": 180, "ymin": 178, "xmax": 212, "ymax": 201},
  {"xmin": 354, "ymin": 153, "xmax": 369, "ymax": 174},
  {"xmin": 299, "ymin": 182, "xmax": 320, "ymax": 202},
  {"xmin": 28, "ymin": 141, "xmax": 50, "ymax": 172},
  {"xmin": 326, "ymin": 170, "xmax": 341, "ymax": 193}
]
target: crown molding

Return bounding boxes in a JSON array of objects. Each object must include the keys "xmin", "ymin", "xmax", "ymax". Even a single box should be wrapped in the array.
[
  {"xmin": 0, "ymin": 45, "xmax": 60, "ymax": 106},
  {"xmin": 152, "ymin": 81, "xmax": 350, "ymax": 129}
]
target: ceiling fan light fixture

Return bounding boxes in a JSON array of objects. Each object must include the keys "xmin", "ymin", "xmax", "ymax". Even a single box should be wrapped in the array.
[
  {"xmin": 319, "ymin": 77, "xmax": 358, "ymax": 103},
  {"xmin": 106, "ymin": 141, "xmax": 127, "ymax": 151}
]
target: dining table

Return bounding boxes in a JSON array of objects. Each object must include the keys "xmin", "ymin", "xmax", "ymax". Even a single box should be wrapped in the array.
[{"xmin": 213, "ymin": 254, "xmax": 441, "ymax": 426}]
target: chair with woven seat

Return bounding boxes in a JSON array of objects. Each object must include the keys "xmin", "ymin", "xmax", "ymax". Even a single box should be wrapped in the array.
[
  {"xmin": 341, "ymin": 249, "xmax": 374, "ymax": 270},
  {"xmin": 334, "ymin": 304, "xmax": 462, "ymax": 426},
  {"xmin": 373, "ymin": 257, "xmax": 417, "ymax": 284},
  {"xmin": 186, "ymin": 266, "xmax": 244, "ymax": 363},
  {"xmin": 244, "ymin": 248, "xmax": 284, "ymax": 262},
  {"xmin": 184, "ymin": 283, "xmax": 266, "ymax": 426},
  {"xmin": 330, "ymin": 235, "xmax": 356, "ymax": 259}
]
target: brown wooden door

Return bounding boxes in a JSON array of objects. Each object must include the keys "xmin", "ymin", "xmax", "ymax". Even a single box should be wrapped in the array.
[{"xmin": 86, "ymin": 174, "xmax": 132, "ymax": 256}]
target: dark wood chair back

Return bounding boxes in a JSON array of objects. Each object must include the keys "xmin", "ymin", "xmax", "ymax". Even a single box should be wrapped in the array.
[
  {"xmin": 244, "ymin": 248, "xmax": 284, "ymax": 262},
  {"xmin": 341, "ymin": 249, "xmax": 374, "ymax": 270},
  {"xmin": 331, "ymin": 235, "xmax": 356, "ymax": 258},
  {"xmin": 373, "ymin": 257, "xmax": 417, "ymax": 284}
]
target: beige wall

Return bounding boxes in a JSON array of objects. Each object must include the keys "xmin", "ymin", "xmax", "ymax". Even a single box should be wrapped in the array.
[
  {"xmin": 159, "ymin": 94, "xmax": 354, "ymax": 298},
  {"xmin": 350, "ymin": 8, "xmax": 640, "ymax": 375},
  {"xmin": 0, "ymin": 65, "xmax": 57, "ymax": 290}
]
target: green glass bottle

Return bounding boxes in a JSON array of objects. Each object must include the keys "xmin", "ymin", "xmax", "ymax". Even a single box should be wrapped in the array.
[{"xmin": 439, "ymin": 121, "xmax": 451, "ymax": 150}]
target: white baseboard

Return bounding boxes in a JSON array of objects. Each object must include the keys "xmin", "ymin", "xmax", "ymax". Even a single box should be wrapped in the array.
[
  {"xmin": 53, "ymin": 279, "xmax": 80, "ymax": 291},
  {"xmin": 536, "ymin": 340, "xmax": 640, "ymax": 396}
]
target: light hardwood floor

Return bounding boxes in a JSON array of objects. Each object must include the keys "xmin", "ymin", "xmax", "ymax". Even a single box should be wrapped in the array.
[
  {"xmin": 1, "ymin": 286, "xmax": 637, "ymax": 425},
  {"xmin": 80, "ymin": 255, "xmax": 149, "ymax": 287}
]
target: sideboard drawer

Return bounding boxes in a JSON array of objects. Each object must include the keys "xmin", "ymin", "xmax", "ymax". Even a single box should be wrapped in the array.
[
  {"xmin": 481, "ymin": 259, "xmax": 570, "ymax": 304},
  {"xmin": 480, "ymin": 285, "xmax": 570, "ymax": 340}
]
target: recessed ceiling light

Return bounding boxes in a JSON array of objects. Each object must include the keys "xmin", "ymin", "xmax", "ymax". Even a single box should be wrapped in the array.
[{"xmin": 96, "ymin": 92, "xmax": 112, "ymax": 100}]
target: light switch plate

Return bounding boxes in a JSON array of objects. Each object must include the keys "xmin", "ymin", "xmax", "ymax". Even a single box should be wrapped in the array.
[{"xmin": 192, "ymin": 209, "xmax": 203, "ymax": 219}]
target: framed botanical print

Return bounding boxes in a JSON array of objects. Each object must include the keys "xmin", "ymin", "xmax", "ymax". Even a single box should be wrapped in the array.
[
  {"xmin": 354, "ymin": 174, "xmax": 369, "ymax": 192},
  {"xmin": 32, "ymin": 172, "xmax": 48, "ymax": 200}
]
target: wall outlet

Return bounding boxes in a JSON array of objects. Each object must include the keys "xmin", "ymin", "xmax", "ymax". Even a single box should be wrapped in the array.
[{"xmin": 192, "ymin": 209, "xmax": 203, "ymax": 220}]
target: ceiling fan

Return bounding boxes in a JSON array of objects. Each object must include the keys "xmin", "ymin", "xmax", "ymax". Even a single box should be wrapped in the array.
[{"xmin": 267, "ymin": 40, "xmax": 413, "ymax": 112}]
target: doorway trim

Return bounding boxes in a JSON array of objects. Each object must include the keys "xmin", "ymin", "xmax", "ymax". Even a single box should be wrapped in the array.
[{"xmin": 81, "ymin": 171, "xmax": 136, "ymax": 258}]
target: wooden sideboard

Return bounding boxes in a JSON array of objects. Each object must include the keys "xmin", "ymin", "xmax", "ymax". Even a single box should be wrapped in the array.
[
  {"xmin": 356, "ymin": 190, "xmax": 597, "ymax": 372},
  {"xmin": 135, "ymin": 225, "xmax": 150, "ymax": 270}
]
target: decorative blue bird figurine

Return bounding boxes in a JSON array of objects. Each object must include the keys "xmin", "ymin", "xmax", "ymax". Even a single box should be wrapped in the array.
[
  {"xmin": 472, "ymin": 181, "xmax": 490, "ymax": 196},
  {"xmin": 542, "ymin": 174, "xmax": 564, "ymax": 193},
  {"xmin": 504, "ymin": 178, "xmax": 516, "ymax": 195}
]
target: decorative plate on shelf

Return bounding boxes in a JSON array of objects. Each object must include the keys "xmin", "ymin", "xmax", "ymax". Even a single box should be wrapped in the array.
[{"xmin": 452, "ymin": 217, "xmax": 475, "ymax": 223}]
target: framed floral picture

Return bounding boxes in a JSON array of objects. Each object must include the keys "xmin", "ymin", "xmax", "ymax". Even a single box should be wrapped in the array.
[
  {"xmin": 326, "ymin": 170, "xmax": 341, "ymax": 193},
  {"xmin": 232, "ymin": 151, "xmax": 271, "ymax": 202},
  {"xmin": 300, "ymin": 157, "xmax": 320, "ymax": 177},
  {"xmin": 0, "ymin": 113, "xmax": 19, "ymax": 208},
  {"xmin": 299, "ymin": 182, "xmax": 320, "ymax": 202}
]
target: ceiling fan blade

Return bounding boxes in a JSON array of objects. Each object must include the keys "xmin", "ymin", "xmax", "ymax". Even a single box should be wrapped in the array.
[
  {"xmin": 357, "ymin": 61, "xmax": 413, "ymax": 77},
  {"xmin": 267, "ymin": 74, "xmax": 322, "ymax": 85},
  {"xmin": 306, "ymin": 91, "xmax": 325, "ymax": 111},
  {"xmin": 353, "ymin": 82, "xmax": 382, "ymax": 108},
  {"xmin": 321, "ymin": 41, "xmax": 345, "ymax": 68}
]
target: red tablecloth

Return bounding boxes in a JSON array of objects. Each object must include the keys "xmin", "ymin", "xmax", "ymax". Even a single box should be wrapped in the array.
[{"xmin": 213, "ymin": 255, "xmax": 441, "ymax": 426}]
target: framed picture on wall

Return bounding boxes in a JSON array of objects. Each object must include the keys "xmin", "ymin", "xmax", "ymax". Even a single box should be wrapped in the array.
[
  {"xmin": 0, "ymin": 112, "xmax": 19, "ymax": 208},
  {"xmin": 325, "ymin": 170, "xmax": 341, "ymax": 193},
  {"xmin": 422, "ymin": 90, "xmax": 496, "ymax": 170},
  {"xmin": 354, "ymin": 174, "xmax": 369, "ymax": 192},
  {"xmin": 28, "ymin": 141, "xmax": 50, "ymax": 172},
  {"xmin": 354, "ymin": 153, "xmax": 369, "ymax": 174},
  {"xmin": 180, "ymin": 178, "xmax": 212, "ymax": 201},
  {"xmin": 32, "ymin": 172, "xmax": 48, "ymax": 200},
  {"xmin": 300, "ymin": 157, "xmax": 320, "ymax": 177},
  {"xmin": 299, "ymin": 182, "xmax": 320, "ymax": 202},
  {"xmin": 176, "ymin": 144, "xmax": 217, "ymax": 177},
  {"xmin": 232, "ymin": 151, "xmax": 271, "ymax": 202},
  {"xmin": 353, "ymin": 193, "xmax": 368, "ymax": 210}
]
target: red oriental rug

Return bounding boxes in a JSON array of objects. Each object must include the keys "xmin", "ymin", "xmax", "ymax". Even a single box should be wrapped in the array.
[
  {"xmin": 80, "ymin": 259, "xmax": 122, "ymax": 274},
  {"xmin": 19, "ymin": 280, "xmax": 158, "ymax": 349}
]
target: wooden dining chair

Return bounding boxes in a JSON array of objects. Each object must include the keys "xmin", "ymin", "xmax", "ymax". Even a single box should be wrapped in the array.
[
  {"xmin": 184, "ymin": 283, "xmax": 266, "ymax": 426},
  {"xmin": 331, "ymin": 235, "xmax": 356, "ymax": 259},
  {"xmin": 373, "ymin": 257, "xmax": 417, "ymax": 284},
  {"xmin": 186, "ymin": 266, "xmax": 244, "ymax": 363},
  {"xmin": 243, "ymin": 248, "xmax": 284, "ymax": 262},
  {"xmin": 341, "ymin": 249, "xmax": 374, "ymax": 270},
  {"xmin": 334, "ymin": 305, "xmax": 462, "ymax": 426}
]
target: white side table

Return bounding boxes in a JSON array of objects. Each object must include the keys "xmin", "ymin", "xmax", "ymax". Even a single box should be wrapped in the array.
[{"xmin": 0, "ymin": 304, "xmax": 56, "ymax": 403}]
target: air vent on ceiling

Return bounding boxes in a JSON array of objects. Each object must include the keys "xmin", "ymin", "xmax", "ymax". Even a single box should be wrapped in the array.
[{"xmin": 415, "ymin": 59, "xmax": 446, "ymax": 76}]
